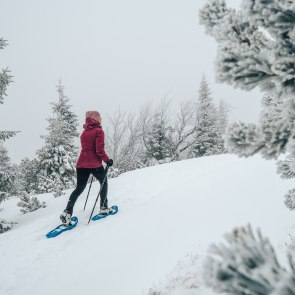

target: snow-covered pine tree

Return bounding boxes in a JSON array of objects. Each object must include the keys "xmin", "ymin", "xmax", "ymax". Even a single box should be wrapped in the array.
[
  {"xmin": 0, "ymin": 38, "xmax": 17, "ymax": 142},
  {"xmin": 216, "ymin": 99, "xmax": 230, "ymax": 153},
  {"xmin": 36, "ymin": 79, "xmax": 79, "ymax": 197},
  {"xmin": 199, "ymin": 1, "xmax": 295, "ymax": 292},
  {"xmin": 144, "ymin": 100, "xmax": 174, "ymax": 164},
  {"xmin": 17, "ymin": 158, "xmax": 39, "ymax": 193},
  {"xmin": 17, "ymin": 191, "xmax": 46, "ymax": 214},
  {"xmin": 218, "ymin": 99, "xmax": 230, "ymax": 136},
  {"xmin": 0, "ymin": 38, "xmax": 12, "ymax": 104},
  {"xmin": 204, "ymin": 225, "xmax": 295, "ymax": 294},
  {"xmin": 190, "ymin": 77, "xmax": 224, "ymax": 157},
  {"xmin": 0, "ymin": 142, "xmax": 15, "ymax": 203},
  {"xmin": 0, "ymin": 37, "xmax": 18, "ymax": 233},
  {"xmin": 0, "ymin": 142, "xmax": 16, "ymax": 234},
  {"xmin": 200, "ymin": 0, "xmax": 295, "ymax": 209},
  {"xmin": 52, "ymin": 79, "xmax": 79, "ymax": 139},
  {"xmin": 199, "ymin": 0, "xmax": 291, "ymax": 96}
]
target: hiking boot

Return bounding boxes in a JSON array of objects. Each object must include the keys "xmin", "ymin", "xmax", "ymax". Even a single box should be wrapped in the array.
[
  {"xmin": 99, "ymin": 207, "xmax": 113, "ymax": 215},
  {"xmin": 60, "ymin": 210, "xmax": 72, "ymax": 226}
]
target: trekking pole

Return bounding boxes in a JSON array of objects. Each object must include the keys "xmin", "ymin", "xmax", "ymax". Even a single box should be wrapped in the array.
[
  {"xmin": 83, "ymin": 176, "xmax": 94, "ymax": 210},
  {"xmin": 88, "ymin": 165, "xmax": 109, "ymax": 224}
]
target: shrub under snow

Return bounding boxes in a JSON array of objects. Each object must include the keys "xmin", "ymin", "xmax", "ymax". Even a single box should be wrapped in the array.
[{"xmin": 17, "ymin": 191, "xmax": 46, "ymax": 214}]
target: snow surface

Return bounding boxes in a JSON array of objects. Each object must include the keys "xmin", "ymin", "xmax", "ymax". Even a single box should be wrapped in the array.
[{"xmin": 0, "ymin": 154, "xmax": 294, "ymax": 295}]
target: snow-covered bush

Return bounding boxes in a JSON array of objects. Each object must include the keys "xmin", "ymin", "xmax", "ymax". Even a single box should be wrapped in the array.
[
  {"xmin": 107, "ymin": 167, "xmax": 120, "ymax": 179},
  {"xmin": 147, "ymin": 253, "xmax": 199, "ymax": 295},
  {"xmin": 284, "ymin": 189, "xmax": 295, "ymax": 210},
  {"xmin": 204, "ymin": 225, "xmax": 295, "ymax": 294},
  {"xmin": 17, "ymin": 191, "xmax": 46, "ymax": 214},
  {"xmin": 0, "ymin": 218, "xmax": 14, "ymax": 234},
  {"xmin": 0, "ymin": 192, "xmax": 9, "ymax": 204}
]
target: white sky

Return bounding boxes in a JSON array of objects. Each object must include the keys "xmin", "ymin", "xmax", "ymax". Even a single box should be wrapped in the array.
[{"xmin": 0, "ymin": 0, "xmax": 262, "ymax": 163}]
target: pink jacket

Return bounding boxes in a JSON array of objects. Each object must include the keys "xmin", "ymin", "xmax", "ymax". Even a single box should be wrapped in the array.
[{"xmin": 76, "ymin": 118, "xmax": 110, "ymax": 168}]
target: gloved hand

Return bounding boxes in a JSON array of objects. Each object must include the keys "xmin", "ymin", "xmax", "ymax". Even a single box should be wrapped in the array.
[{"xmin": 107, "ymin": 159, "xmax": 113, "ymax": 167}]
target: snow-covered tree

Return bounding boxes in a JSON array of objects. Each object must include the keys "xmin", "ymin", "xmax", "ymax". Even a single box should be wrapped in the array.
[
  {"xmin": 200, "ymin": 0, "xmax": 295, "ymax": 209},
  {"xmin": 218, "ymin": 99, "xmax": 230, "ymax": 136},
  {"xmin": 17, "ymin": 191, "xmax": 46, "ymax": 214},
  {"xmin": 0, "ymin": 142, "xmax": 15, "ymax": 203},
  {"xmin": 36, "ymin": 80, "xmax": 78, "ymax": 196},
  {"xmin": 106, "ymin": 109, "xmax": 128, "ymax": 166},
  {"xmin": 144, "ymin": 100, "xmax": 175, "ymax": 164},
  {"xmin": 199, "ymin": 0, "xmax": 295, "ymax": 97},
  {"xmin": 114, "ymin": 113, "xmax": 145, "ymax": 173},
  {"xmin": 199, "ymin": 1, "xmax": 295, "ymax": 292},
  {"xmin": 190, "ymin": 77, "xmax": 224, "ymax": 157},
  {"xmin": 0, "ymin": 38, "xmax": 12, "ymax": 104},
  {"xmin": 0, "ymin": 38, "xmax": 16, "ymax": 142},
  {"xmin": 171, "ymin": 100, "xmax": 197, "ymax": 160},
  {"xmin": 105, "ymin": 109, "xmax": 146, "ymax": 175},
  {"xmin": 204, "ymin": 225, "xmax": 295, "ymax": 294},
  {"xmin": 0, "ymin": 38, "xmax": 18, "ymax": 233},
  {"xmin": 16, "ymin": 158, "xmax": 39, "ymax": 194}
]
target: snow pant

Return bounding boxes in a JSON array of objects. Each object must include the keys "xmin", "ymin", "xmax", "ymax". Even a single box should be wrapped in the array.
[{"xmin": 65, "ymin": 166, "xmax": 108, "ymax": 215}]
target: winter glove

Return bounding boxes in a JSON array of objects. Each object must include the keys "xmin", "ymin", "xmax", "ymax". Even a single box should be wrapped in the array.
[{"xmin": 107, "ymin": 159, "xmax": 113, "ymax": 167}]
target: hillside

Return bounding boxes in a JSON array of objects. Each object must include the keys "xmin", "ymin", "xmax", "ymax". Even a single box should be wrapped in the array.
[{"xmin": 0, "ymin": 154, "xmax": 294, "ymax": 295}]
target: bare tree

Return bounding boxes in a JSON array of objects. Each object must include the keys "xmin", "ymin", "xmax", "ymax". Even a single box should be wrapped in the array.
[
  {"xmin": 106, "ymin": 109, "xmax": 128, "ymax": 164},
  {"xmin": 172, "ymin": 99, "xmax": 197, "ymax": 159}
]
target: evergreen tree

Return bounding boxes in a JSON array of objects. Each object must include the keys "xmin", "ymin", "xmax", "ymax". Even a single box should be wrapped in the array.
[
  {"xmin": 0, "ymin": 38, "xmax": 12, "ymax": 104},
  {"xmin": 0, "ymin": 37, "xmax": 18, "ymax": 233},
  {"xmin": 36, "ymin": 80, "xmax": 78, "ymax": 196},
  {"xmin": 199, "ymin": 0, "xmax": 293, "ymax": 97},
  {"xmin": 17, "ymin": 158, "xmax": 39, "ymax": 193},
  {"xmin": 200, "ymin": 0, "xmax": 295, "ymax": 208},
  {"xmin": 204, "ymin": 225, "xmax": 295, "ymax": 294},
  {"xmin": 17, "ymin": 191, "xmax": 46, "ymax": 214},
  {"xmin": 218, "ymin": 99, "xmax": 230, "ymax": 136},
  {"xmin": 0, "ymin": 142, "xmax": 15, "ymax": 234},
  {"xmin": 145, "ymin": 109, "xmax": 174, "ymax": 164},
  {"xmin": 190, "ymin": 77, "xmax": 224, "ymax": 157},
  {"xmin": 199, "ymin": 0, "xmax": 295, "ymax": 292},
  {"xmin": 0, "ymin": 38, "xmax": 16, "ymax": 141},
  {"xmin": 0, "ymin": 142, "xmax": 15, "ymax": 203}
]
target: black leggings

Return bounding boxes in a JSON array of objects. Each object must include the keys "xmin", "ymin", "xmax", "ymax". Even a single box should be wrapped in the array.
[{"xmin": 65, "ymin": 166, "xmax": 108, "ymax": 215}]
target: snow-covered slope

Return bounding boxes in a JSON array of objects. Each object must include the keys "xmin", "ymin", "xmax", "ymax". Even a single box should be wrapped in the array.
[{"xmin": 0, "ymin": 155, "xmax": 294, "ymax": 295}]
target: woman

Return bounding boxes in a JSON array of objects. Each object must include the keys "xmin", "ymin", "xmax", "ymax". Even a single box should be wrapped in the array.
[{"xmin": 60, "ymin": 110, "xmax": 113, "ymax": 225}]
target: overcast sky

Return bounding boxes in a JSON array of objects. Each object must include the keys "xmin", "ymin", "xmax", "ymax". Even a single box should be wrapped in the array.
[{"xmin": 0, "ymin": 0, "xmax": 262, "ymax": 163}]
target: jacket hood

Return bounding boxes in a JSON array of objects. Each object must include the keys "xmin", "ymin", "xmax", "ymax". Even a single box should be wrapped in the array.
[{"xmin": 83, "ymin": 117, "xmax": 101, "ymax": 130}]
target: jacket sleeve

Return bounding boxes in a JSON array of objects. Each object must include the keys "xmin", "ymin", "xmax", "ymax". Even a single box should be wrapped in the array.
[{"xmin": 95, "ymin": 129, "xmax": 110, "ymax": 164}]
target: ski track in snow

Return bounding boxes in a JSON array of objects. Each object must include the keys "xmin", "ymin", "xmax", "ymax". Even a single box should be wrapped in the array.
[{"xmin": 0, "ymin": 154, "xmax": 294, "ymax": 295}]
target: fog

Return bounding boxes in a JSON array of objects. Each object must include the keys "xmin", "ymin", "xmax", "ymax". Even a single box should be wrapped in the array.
[{"xmin": 0, "ymin": 0, "xmax": 262, "ymax": 163}]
